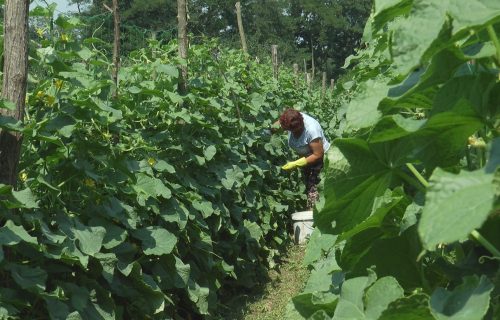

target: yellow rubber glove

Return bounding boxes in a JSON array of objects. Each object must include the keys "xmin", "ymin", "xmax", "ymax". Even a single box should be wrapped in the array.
[{"xmin": 281, "ymin": 157, "xmax": 308, "ymax": 170}]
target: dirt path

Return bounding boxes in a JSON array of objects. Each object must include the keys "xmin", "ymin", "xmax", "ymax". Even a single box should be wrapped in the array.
[{"xmin": 220, "ymin": 244, "xmax": 309, "ymax": 320}]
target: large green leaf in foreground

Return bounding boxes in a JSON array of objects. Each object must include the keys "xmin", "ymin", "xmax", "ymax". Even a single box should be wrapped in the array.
[
  {"xmin": 418, "ymin": 168, "xmax": 495, "ymax": 250},
  {"xmin": 430, "ymin": 275, "xmax": 494, "ymax": 320},
  {"xmin": 315, "ymin": 139, "xmax": 396, "ymax": 234}
]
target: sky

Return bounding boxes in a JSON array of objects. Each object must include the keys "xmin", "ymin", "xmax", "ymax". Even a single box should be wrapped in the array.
[{"xmin": 31, "ymin": 0, "xmax": 79, "ymax": 15}]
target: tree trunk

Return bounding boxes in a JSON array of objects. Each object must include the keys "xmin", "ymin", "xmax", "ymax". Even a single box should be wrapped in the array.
[
  {"xmin": 177, "ymin": 0, "xmax": 188, "ymax": 94},
  {"xmin": 235, "ymin": 2, "xmax": 247, "ymax": 54},
  {"xmin": 0, "ymin": 0, "xmax": 29, "ymax": 186},
  {"xmin": 330, "ymin": 79, "xmax": 335, "ymax": 93},
  {"xmin": 112, "ymin": 0, "xmax": 120, "ymax": 98},
  {"xmin": 271, "ymin": 45, "xmax": 278, "ymax": 79}
]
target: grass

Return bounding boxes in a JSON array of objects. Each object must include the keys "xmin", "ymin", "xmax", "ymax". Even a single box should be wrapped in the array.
[{"xmin": 218, "ymin": 244, "xmax": 310, "ymax": 320}]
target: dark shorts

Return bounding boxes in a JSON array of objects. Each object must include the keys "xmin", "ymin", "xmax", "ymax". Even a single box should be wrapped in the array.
[{"xmin": 302, "ymin": 158, "xmax": 323, "ymax": 209}]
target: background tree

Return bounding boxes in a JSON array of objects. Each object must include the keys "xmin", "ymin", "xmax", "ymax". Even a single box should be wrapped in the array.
[
  {"xmin": 0, "ymin": 0, "xmax": 29, "ymax": 185},
  {"xmin": 66, "ymin": 0, "xmax": 372, "ymax": 79}
]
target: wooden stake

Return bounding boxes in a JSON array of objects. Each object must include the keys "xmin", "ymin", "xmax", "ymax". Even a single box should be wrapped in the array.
[
  {"xmin": 311, "ymin": 43, "xmax": 315, "ymax": 80},
  {"xmin": 322, "ymin": 72, "xmax": 326, "ymax": 98},
  {"xmin": 177, "ymin": 0, "xmax": 188, "ymax": 94},
  {"xmin": 235, "ymin": 2, "xmax": 248, "ymax": 54},
  {"xmin": 293, "ymin": 63, "xmax": 299, "ymax": 86},
  {"xmin": 272, "ymin": 45, "xmax": 279, "ymax": 79},
  {"xmin": 303, "ymin": 58, "xmax": 307, "ymax": 81},
  {"xmin": 112, "ymin": 0, "xmax": 120, "ymax": 99},
  {"xmin": 306, "ymin": 72, "xmax": 311, "ymax": 91}
]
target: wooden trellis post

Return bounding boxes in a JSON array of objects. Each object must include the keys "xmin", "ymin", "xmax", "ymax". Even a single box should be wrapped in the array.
[
  {"xmin": 306, "ymin": 73, "xmax": 311, "ymax": 91},
  {"xmin": 272, "ymin": 45, "xmax": 279, "ymax": 79},
  {"xmin": 311, "ymin": 44, "xmax": 315, "ymax": 80},
  {"xmin": 235, "ymin": 2, "xmax": 248, "ymax": 54},
  {"xmin": 177, "ymin": 0, "xmax": 188, "ymax": 94},
  {"xmin": 322, "ymin": 72, "xmax": 326, "ymax": 98},
  {"xmin": 293, "ymin": 63, "xmax": 299, "ymax": 86},
  {"xmin": 112, "ymin": 0, "xmax": 120, "ymax": 98},
  {"xmin": 330, "ymin": 79, "xmax": 335, "ymax": 94},
  {"xmin": 303, "ymin": 58, "xmax": 307, "ymax": 81}
]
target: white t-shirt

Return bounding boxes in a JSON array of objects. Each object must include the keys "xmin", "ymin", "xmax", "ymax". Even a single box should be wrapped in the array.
[{"xmin": 288, "ymin": 112, "xmax": 330, "ymax": 156}]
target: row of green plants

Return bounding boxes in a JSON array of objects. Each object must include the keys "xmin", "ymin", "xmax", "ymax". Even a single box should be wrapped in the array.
[
  {"xmin": 0, "ymin": 7, "xmax": 336, "ymax": 319},
  {"xmin": 289, "ymin": 0, "xmax": 500, "ymax": 319}
]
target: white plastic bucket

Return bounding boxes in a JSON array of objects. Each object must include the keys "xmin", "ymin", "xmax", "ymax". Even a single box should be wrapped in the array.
[{"xmin": 292, "ymin": 211, "xmax": 314, "ymax": 244}]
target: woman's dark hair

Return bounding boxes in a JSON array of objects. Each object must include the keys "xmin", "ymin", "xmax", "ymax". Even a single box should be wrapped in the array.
[{"xmin": 279, "ymin": 108, "xmax": 304, "ymax": 131}]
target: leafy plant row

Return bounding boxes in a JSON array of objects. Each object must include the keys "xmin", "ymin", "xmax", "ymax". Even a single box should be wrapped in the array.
[
  {"xmin": 0, "ymin": 9, "xmax": 335, "ymax": 319},
  {"xmin": 288, "ymin": 0, "xmax": 500, "ymax": 319}
]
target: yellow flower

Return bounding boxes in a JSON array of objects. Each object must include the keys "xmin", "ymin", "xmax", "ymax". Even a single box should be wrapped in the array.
[
  {"xmin": 468, "ymin": 136, "xmax": 486, "ymax": 148},
  {"xmin": 148, "ymin": 158, "xmax": 156, "ymax": 166},
  {"xmin": 54, "ymin": 79, "xmax": 64, "ymax": 90},
  {"xmin": 60, "ymin": 33, "xmax": 70, "ymax": 42},
  {"xmin": 84, "ymin": 178, "xmax": 95, "ymax": 187},
  {"xmin": 19, "ymin": 172, "xmax": 28, "ymax": 182},
  {"xmin": 45, "ymin": 95, "xmax": 55, "ymax": 106},
  {"xmin": 36, "ymin": 91, "xmax": 45, "ymax": 99},
  {"xmin": 36, "ymin": 28, "xmax": 44, "ymax": 38}
]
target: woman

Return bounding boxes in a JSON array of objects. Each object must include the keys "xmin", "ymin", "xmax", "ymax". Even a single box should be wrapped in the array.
[{"xmin": 271, "ymin": 108, "xmax": 330, "ymax": 209}]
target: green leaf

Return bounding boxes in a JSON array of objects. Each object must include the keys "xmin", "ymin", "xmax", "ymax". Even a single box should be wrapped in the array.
[
  {"xmin": 288, "ymin": 291, "xmax": 339, "ymax": 319},
  {"xmin": 345, "ymin": 79, "xmax": 387, "ymax": 133},
  {"xmin": 391, "ymin": 0, "xmax": 449, "ymax": 77},
  {"xmin": 45, "ymin": 114, "xmax": 76, "ymax": 138},
  {"xmin": 386, "ymin": 48, "xmax": 465, "ymax": 102},
  {"xmin": 128, "ymin": 86, "xmax": 141, "ymax": 94},
  {"xmin": 430, "ymin": 275, "xmax": 494, "ymax": 320},
  {"xmin": 73, "ymin": 223, "xmax": 106, "ymax": 256},
  {"xmin": 192, "ymin": 200, "xmax": 214, "ymax": 218},
  {"xmin": 156, "ymin": 64, "xmax": 178, "ymax": 77},
  {"xmin": 419, "ymin": 169, "xmax": 494, "ymax": 250},
  {"xmin": 203, "ymin": 145, "xmax": 217, "ymax": 161},
  {"xmin": 432, "ymin": 73, "xmax": 497, "ymax": 119},
  {"xmin": 0, "ymin": 99, "xmax": 15, "ymax": 110},
  {"xmin": 11, "ymin": 188, "xmax": 38, "ymax": 209},
  {"xmin": 315, "ymin": 140, "xmax": 396, "ymax": 234},
  {"xmin": 364, "ymin": 277, "xmax": 404, "ymax": 319},
  {"xmin": 243, "ymin": 220, "xmax": 263, "ymax": 241},
  {"xmin": 133, "ymin": 173, "xmax": 172, "ymax": 202},
  {"xmin": 221, "ymin": 165, "xmax": 245, "ymax": 189},
  {"xmin": 168, "ymin": 92, "xmax": 183, "ymax": 104},
  {"xmin": 340, "ymin": 230, "xmax": 422, "ymax": 289},
  {"xmin": 303, "ymin": 259, "xmax": 342, "ymax": 293},
  {"xmin": 188, "ymin": 280, "xmax": 210, "ymax": 315},
  {"xmin": 133, "ymin": 227, "xmax": 177, "ymax": 256},
  {"xmin": 369, "ymin": 115, "xmax": 425, "ymax": 143},
  {"xmin": 373, "ymin": 0, "xmax": 413, "ymax": 31},
  {"xmin": 448, "ymin": 0, "xmax": 500, "ymax": 35},
  {"xmin": 333, "ymin": 275, "xmax": 375, "ymax": 319},
  {"xmin": 379, "ymin": 293, "xmax": 434, "ymax": 319},
  {"xmin": 55, "ymin": 16, "xmax": 82, "ymax": 30},
  {"xmin": 30, "ymin": 5, "xmax": 54, "ymax": 17},
  {"xmin": 160, "ymin": 198, "xmax": 188, "ymax": 230},
  {"xmin": 154, "ymin": 160, "xmax": 175, "ymax": 173},
  {"xmin": 304, "ymin": 229, "xmax": 337, "ymax": 265},
  {"xmin": 6, "ymin": 263, "xmax": 47, "ymax": 291},
  {"xmin": 0, "ymin": 220, "xmax": 38, "ymax": 246},
  {"xmin": 338, "ymin": 188, "xmax": 409, "ymax": 242},
  {"xmin": 0, "ymin": 116, "xmax": 22, "ymax": 132},
  {"xmin": 77, "ymin": 47, "xmax": 94, "ymax": 61}
]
